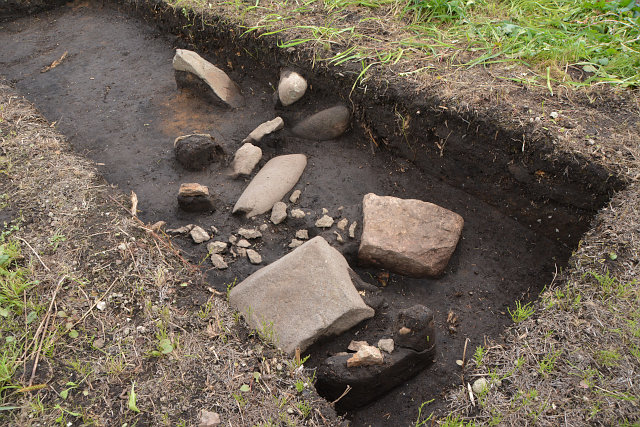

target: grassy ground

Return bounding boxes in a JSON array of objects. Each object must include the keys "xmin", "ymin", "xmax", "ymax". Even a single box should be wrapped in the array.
[{"xmin": 0, "ymin": 82, "xmax": 337, "ymax": 426}]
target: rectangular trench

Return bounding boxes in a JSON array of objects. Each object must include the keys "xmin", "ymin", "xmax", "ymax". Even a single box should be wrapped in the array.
[{"xmin": 0, "ymin": 1, "xmax": 624, "ymax": 424}]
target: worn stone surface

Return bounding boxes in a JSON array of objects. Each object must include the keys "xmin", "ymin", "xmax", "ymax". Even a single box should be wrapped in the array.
[
  {"xmin": 270, "ymin": 202, "xmax": 287, "ymax": 225},
  {"xmin": 210, "ymin": 254, "xmax": 228, "ymax": 269},
  {"xmin": 207, "ymin": 241, "xmax": 227, "ymax": 254},
  {"xmin": 315, "ymin": 215, "xmax": 334, "ymax": 228},
  {"xmin": 246, "ymin": 249, "xmax": 262, "ymax": 264},
  {"xmin": 290, "ymin": 209, "xmax": 305, "ymax": 219},
  {"xmin": 237, "ymin": 239, "xmax": 251, "ymax": 248},
  {"xmin": 231, "ymin": 143, "xmax": 262, "ymax": 177},
  {"xmin": 394, "ymin": 305, "xmax": 435, "ymax": 352},
  {"xmin": 289, "ymin": 189, "xmax": 301, "ymax": 203},
  {"xmin": 337, "ymin": 218, "xmax": 348, "ymax": 230},
  {"xmin": 242, "ymin": 117, "xmax": 284, "ymax": 144},
  {"xmin": 288, "ymin": 239, "xmax": 303, "ymax": 249},
  {"xmin": 358, "ymin": 193, "xmax": 464, "ymax": 277},
  {"xmin": 238, "ymin": 228, "xmax": 262, "ymax": 240},
  {"xmin": 295, "ymin": 229, "xmax": 309, "ymax": 240},
  {"xmin": 173, "ymin": 49, "xmax": 244, "ymax": 108},
  {"xmin": 174, "ymin": 134, "xmax": 224, "ymax": 171},
  {"xmin": 229, "ymin": 236, "xmax": 374, "ymax": 354},
  {"xmin": 347, "ymin": 345, "xmax": 384, "ymax": 367},
  {"xmin": 178, "ymin": 183, "xmax": 209, "ymax": 197},
  {"xmin": 233, "ymin": 154, "xmax": 307, "ymax": 218},
  {"xmin": 291, "ymin": 105, "xmax": 350, "ymax": 141},
  {"xmin": 199, "ymin": 409, "xmax": 221, "ymax": 427},
  {"xmin": 190, "ymin": 226, "xmax": 210, "ymax": 244},
  {"xmin": 378, "ymin": 338, "xmax": 395, "ymax": 353},
  {"xmin": 278, "ymin": 69, "xmax": 307, "ymax": 106},
  {"xmin": 177, "ymin": 182, "xmax": 215, "ymax": 212}
]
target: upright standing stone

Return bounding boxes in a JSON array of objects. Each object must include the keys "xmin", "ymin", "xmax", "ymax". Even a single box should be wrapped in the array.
[
  {"xmin": 229, "ymin": 237, "xmax": 374, "ymax": 354},
  {"xmin": 358, "ymin": 194, "xmax": 463, "ymax": 277},
  {"xmin": 172, "ymin": 49, "xmax": 244, "ymax": 108},
  {"xmin": 233, "ymin": 154, "xmax": 307, "ymax": 218},
  {"xmin": 278, "ymin": 70, "xmax": 308, "ymax": 106}
]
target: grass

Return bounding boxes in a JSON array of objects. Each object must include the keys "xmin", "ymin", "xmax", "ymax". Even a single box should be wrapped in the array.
[{"xmin": 168, "ymin": 0, "xmax": 640, "ymax": 87}]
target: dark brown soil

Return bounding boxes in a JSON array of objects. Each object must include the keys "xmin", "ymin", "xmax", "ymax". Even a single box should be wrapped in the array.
[{"xmin": 0, "ymin": 2, "xmax": 613, "ymax": 425}]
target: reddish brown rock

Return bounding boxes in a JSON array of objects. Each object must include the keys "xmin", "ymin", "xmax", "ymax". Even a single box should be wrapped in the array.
[{"xmin": 358, "ymin": 193, "xmax": 463, "ymax": 277}]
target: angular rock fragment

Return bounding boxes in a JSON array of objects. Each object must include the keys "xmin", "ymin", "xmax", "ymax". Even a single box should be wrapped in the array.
[
  {"xmin": 337, "ymin": 218, "xmax": 348, "ymax": 231},
  {"xmin": 288, "ymin": 239, "xmax": 303, "ymax": 249},
  {"xmin": 229, "ymin": 237, "xmax": 374, "ymax": 354},
  {"xmin": 348, "ymin": 340, "xmax": 369, "ymax": 352},
  {"xmin": 238, "ymin": 227, "xmax": 262, "ymax": 240},
  {"xmin": 237, "ymin": 239, "xmax": 251, "ymax": 248},
  {"xmin": 233, "ymin": 154, "xmax": 307, "ymax": 218},
  {"xmin": 210, "ymin": 254, "xmax": 228, "ymax": 269},
  {"xmin": 230, "ymin": 143, "xmax": 262, "ymax": 177},
  {"xmin": 377, "ymin": 338, "xmax": 394, "ymax": 354},
  {"xmin": 315, "ymin": 215, "xmax": 334, "ymax": 228},
  {"xmin": 172, "ymin": 49, "xmax": 244, "ymax": 108},
  {"xmin": 348, "ymin": 221, "xmax": 357, "ymax": 239},
  {"xmin": 246, "ymin": 249, "xmax": 262, "ymax": 264},
  {"xmin": 295, "ymin": 229, "xmax": 309, "ymax": 240},
  {"xmin": 289, "ymin": 189, "xmax": 301, "ymax": 204},
  {"xmin": 347, "ymin": 345, "xmax": 384, "ymax": 368},
  {"xmin": 190, "ymin": 226, "xmax": 210, "ymax": 244},
  {"xmin": 278, "ymin": 70, "xmax": 307, "ymax": 106},
  {"xmin": 174, "ymin": 134, "xmax": 224, "ymax": 171},
  {"xmin": 292, "ymin": 105, "xmax": 350, "ymax": 141},
  {"xmin": 177, "ymin": 183, "xmax": 215, "ymax": 212},
  {"xmin": 167, "ymin": 224, "xmax": 194, "ymax": 234},
  {"xmin": 358, "ymin": 193, "xmax": 463, "ymax": 277},
  {"xmin": 207, "ymin": 241, "xmax": 227, "ymax": 254},
  {"xmin": 270, "ymin": 202, "xmax": 287, "ymax": 225},
  {"xmin": 242, "ymin": 117, "xmax": 284, "ymax": 144},
  {"xmin": 290, "ymin": 209, "xmax": 305, "ymax": 219}
]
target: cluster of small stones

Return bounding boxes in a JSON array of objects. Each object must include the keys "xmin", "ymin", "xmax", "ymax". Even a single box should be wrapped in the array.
[{"xmin": 163, "ymin": 49, "xmax": 464, "ymax": 409}]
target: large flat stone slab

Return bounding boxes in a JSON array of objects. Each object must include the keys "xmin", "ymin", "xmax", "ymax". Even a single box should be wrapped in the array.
[
  {"xmin": 172, "ymin": 49, "xmax": 244, "ymax": 108},
  {"xmin": 232, "ymin": 154, "xmax": 307, "ymax": 218},
  {"xmin": 358, "ymin": 194, "xmax": 463, "ymax": 277},
  {"xmin": 229, "ymin": 236, "xmax": 374, "ymax": 355}
]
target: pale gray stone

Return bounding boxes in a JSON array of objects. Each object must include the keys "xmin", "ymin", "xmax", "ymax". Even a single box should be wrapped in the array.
[
  {"xmin": 271, "ymin": 202, "xmax": 287, "ymax": 225},
  {"xmin": 231, "ymin": 143, "xmax": 262, "ymax": 177},
  {"xmin": 295, "ymin": 229, "xmax": 309, "ymax": 240},
  {"xmin": 290, "ymin": 209, "xmax": 305, "ymax": 219},
  {"xmin": 288, "ymin": 239, "xmax": 304, "ymax": 249},
  {"xmin": 237, "ymin": 239, "xmax": 251, "ymax": 248},
  {"xmin": 229, "ymin": 236, "xmax": 374, "ymax": 354},
  {"xmin": 315, "ymin": 215, "xmax": 334, "ymax": 228},
  {"xmin": 210, "ymin": 254, "xmax": 228, "ymax": 270},
  {"xmin": 377, "ymin": 338, "xmax": 395, "ymax": 353},
  {"xmin": 289, "ymin": 189, "xmax": 301, "ymax": 204},
  {"xmin": 348, "ymin": 340, "xmax": 369, "ymax": 352},
  {"xmin": 278, "ymin": 70, "xmax": 307, "ymax": 106},
  {"xmin": 199, "ymin": 409, "xmax": 221, "ymax": 427},
  {"xmin": 349, "ymin": 221, "xmax": 357, "ymax": 239},
  {"xmin": 190, "ymin": 226, "xmax": 210, "ymax": 243},
  {"xmin": 337, "ymin": 218, "xmax": 349, "ymax": 231},
  {"xmin": 207, "ymin": 241, "xmax": 227, "ymax": 254},
  {"xmin": 291, "ymin": 105, "xmax": 350, "ymax": 141},
  {"xmin": 173, "ymin": 49, "xmax": 243, "ymax": 108},
  {"xmin": 238, "ymin": 228, "xmax": 262, "ymax": 240},
  {"xmin": 472, "ymin": 378, "xmax": 489, "ymax": 395},
  {"xmin": 242, "ymin": 117, "xmax": 284, "ymax": 144},
  {"xmin": 358, "ymin": 193, "xmax": 463, "ymax": 277},
  {"xmin": 246, "ymin": 249, "xmax": 262, "ymax": 265},
  {"xmin": 233, "ymin": 154, "xmax": 307, "ymax": 218}
]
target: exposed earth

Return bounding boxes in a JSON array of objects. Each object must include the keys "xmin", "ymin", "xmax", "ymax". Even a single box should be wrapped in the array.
[{"xmin": 1, "ymin": 1, "xmax": 634, "ymax": 426}]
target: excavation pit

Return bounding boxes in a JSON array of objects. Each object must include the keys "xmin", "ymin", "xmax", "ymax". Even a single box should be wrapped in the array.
[{"xmin": 0, "ymin": 1, "xmax": 619, "ymax": 424}]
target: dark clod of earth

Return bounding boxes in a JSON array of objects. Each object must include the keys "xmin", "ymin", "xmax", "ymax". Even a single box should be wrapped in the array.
[{"xmin": 0, "ymin": 1, "xmax": 619, "ymax": 424}]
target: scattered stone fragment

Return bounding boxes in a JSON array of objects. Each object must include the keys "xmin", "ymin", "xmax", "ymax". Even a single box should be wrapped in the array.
[
  {"xmin": 322, "ymin": 208, "xmax": 328, "ymax": 215},
  {"xmin": 315, "ymin": 215, "xmax": 334, "ymax": 228},
  {"xmin": 174, "ymin": 134, "xmax": 224, "ymax": 171},
  {"xmin": 348, "ymin": 221, "xmax": 357, "ymax": 239},
  {"xmin": 291, "ymin": 209, "xmax": 305, "ymax": 219},
  {"xmin": 292, "ymin": 105, "xmax": 350, "ymax": 141},
  {"xmin": 246, "ymin": 249, "xmax": 262, "ymax": 264},
  {"xmin": 233, "ymin": 154, "xmax": 307, "ymax": 218},
  {"xmin": 288, "ymin": 239, "xmax": 303, "ymax": 249},
  {"xmin": 199, "ymin": 409, "xmax": 221, "ymax": 427},
  {"xmin": 177, "ymin": 183, "xmax": 215, "ymax": 212},
  {"xmin": 289, "ymin": 189, "xmax": 301, "ymax": 204},
  {"xmin": 210, "ymin": 254, "xmax": 228, "ymax": 269},
  {"xmin": 334, "ymin": 231, "xmax": 344, "ymax": 243},
  {"xmin": 229, "ymin": 237, "xmax": 374, "ymax": 354},
  {"xmin": 237, "ymin": 239, "xmax": 251, "ymax": 248},
  {"xmin": 150, "ymin": 221, "xmax": 166, "ymax": 232},
  {"xmin": 271, "ymin": 202, "xmax": 287, "ymax": 225},
  {"xmin": 394, "ymin": 305, "xmax": 435, "ymax": 352},
  {"xmin": 242, "ymin": 117, "xmax": 284, "ymax": 144},
  {"xmin": 173, "ymin": 49, "xmax": 244, "ymax": 108},
  {"xmin": 278, "ymin": 69, "xmax": 308, "ymax": 106},
  {"xmin": 472, "ymin": 378, "xmax": 489, "ymax": 395},
  {"xmin": 207, "ymin": 241, "xmax": 227, "ymax": 254},
  {"xmin": 190, "ymin": 226, "xmax": 210, "ymax": 243},
  {"xmin": 210, "ymin": 225, "xmax": 219, "ymax": 234},
  {"xmin": 348, "ymin": 340, "xmax": 369, "ymax": 352},
  {"xmin": 377, "ymin": 338, "xmax": 394, "ymax": 353},
  {"xmin": 229, "ymin": 235, "xmax": 238, "ymax": 245},
  {"xmin": 337, "ymin": 218, "xmax": 349, "ymax": 230},
  {"xmin": 259, "ymin": 224, "xmax": 268, "ymax": 232},
  {"xmin": 358, "ymin": 193, "xmax": 464, "ymax": 277},
  {"xmin": 167, "ymin": 224, "xmax": 194, "ymax": 234},
  {"xmin": 295, "ymin": 229, "xmax": 309, "ymax": 240},
  {"xmin": 346, "ymin": 345, "xmax": 384, "ymax": 367},
  {"xmin": 96, "ymin": 301, "xmax": 106, "ymax": 311},
  {"xmin": 236, "ymin": 247, "xmax": 247, "ymax": 257},
  {"xmin": 238, "ymin": 227, "xmax": 262, "ymax": 240},
  {"xmin": 231, "ymin": 143, "xmax": 262, "ymax": 177}
]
